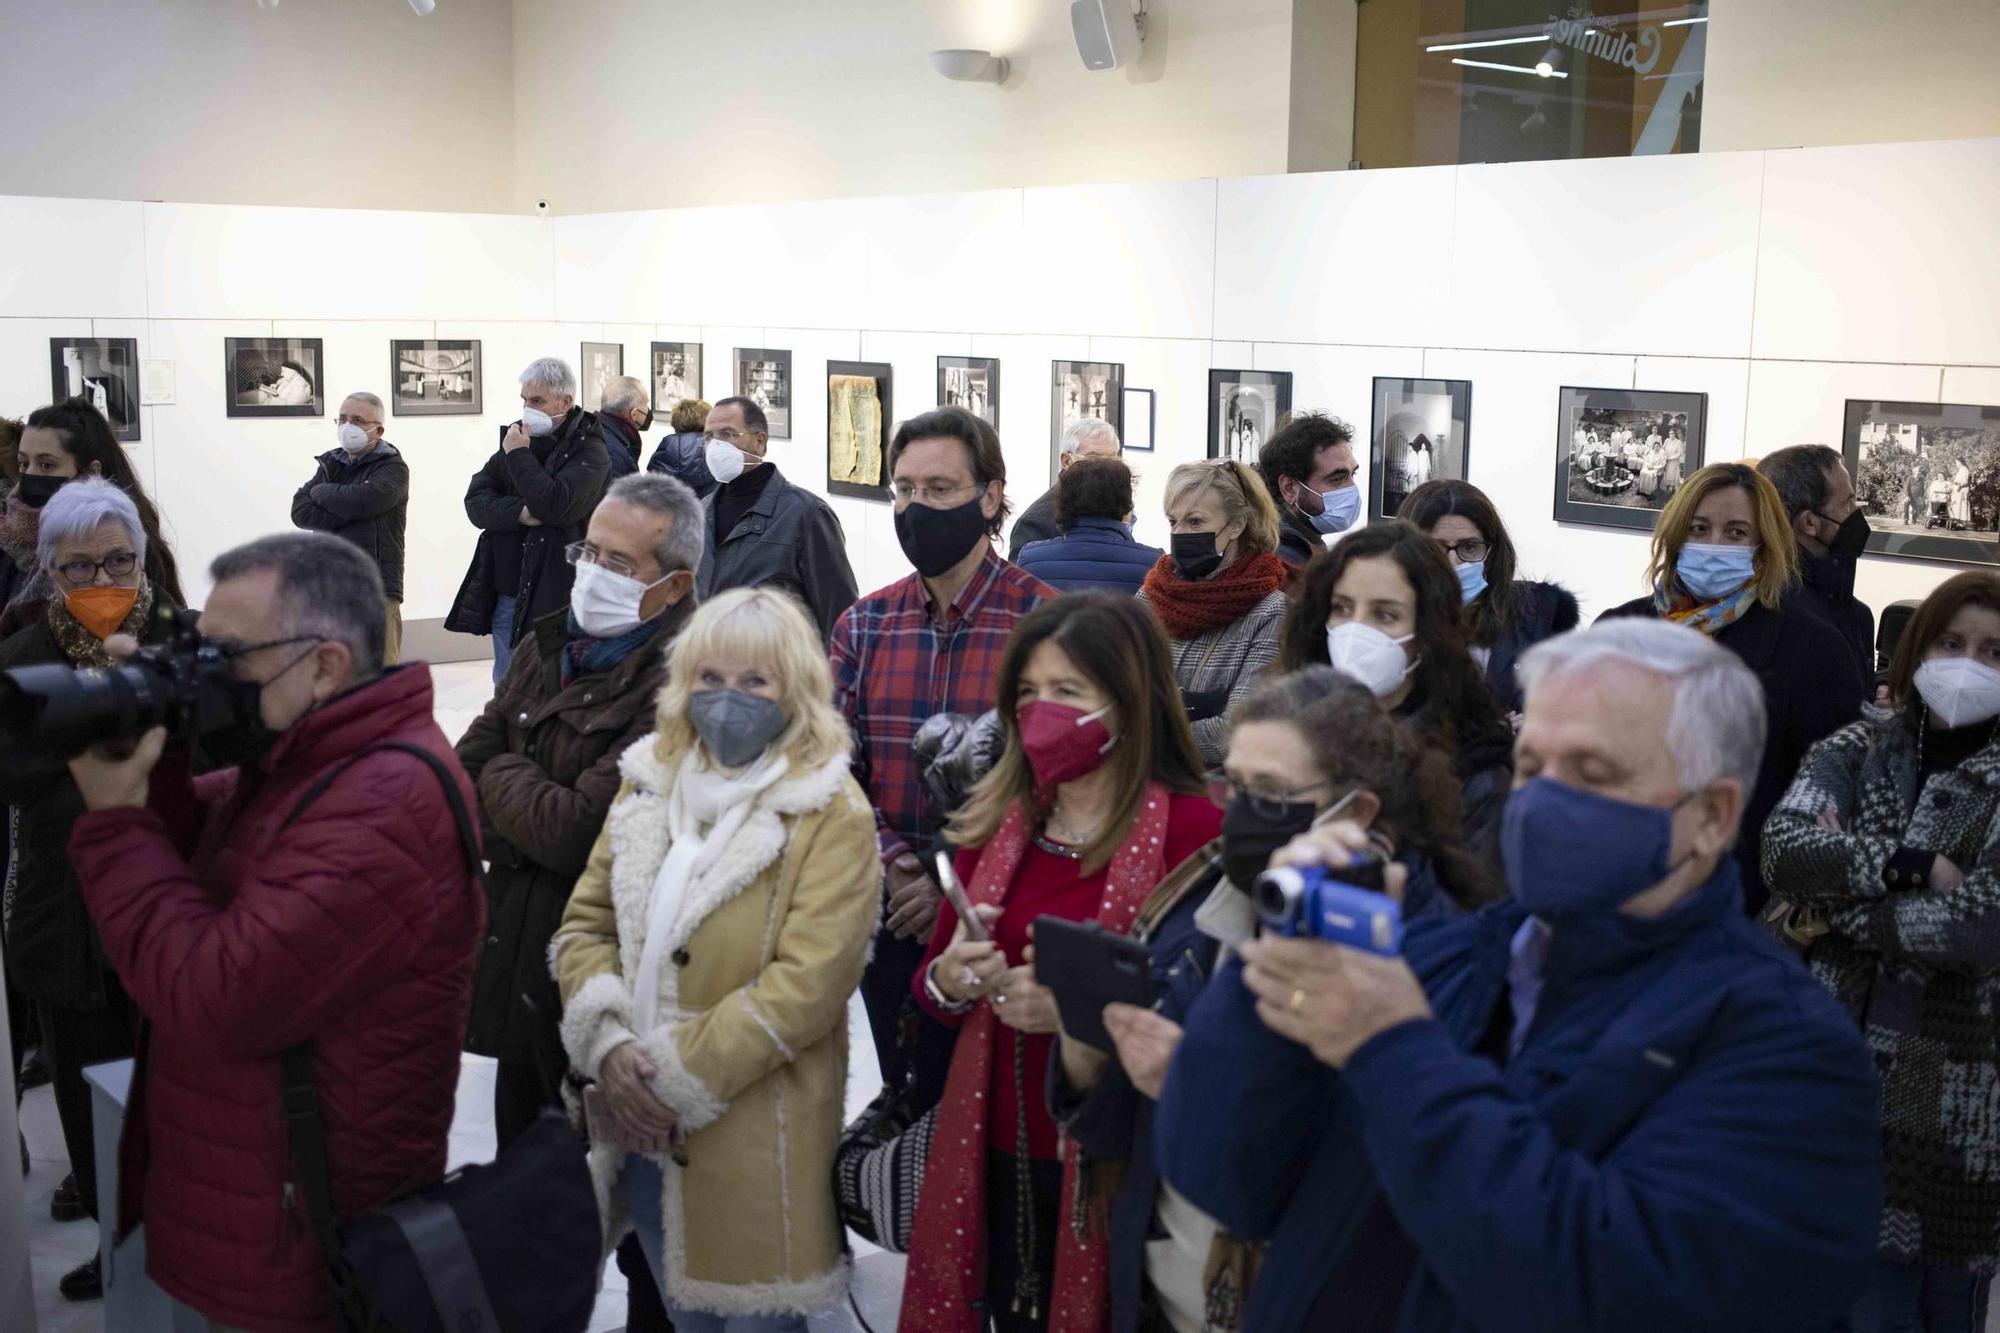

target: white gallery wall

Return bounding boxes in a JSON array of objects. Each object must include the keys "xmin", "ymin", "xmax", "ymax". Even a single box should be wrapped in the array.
[{"xmin": 0, "ymin": 135, "xmax": 1996, "ymax": 640}]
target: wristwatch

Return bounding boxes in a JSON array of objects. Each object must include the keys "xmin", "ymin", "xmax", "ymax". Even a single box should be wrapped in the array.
[{"xmin": 923, "ymin": 958, "xmax": 975, "ymax": 1015}]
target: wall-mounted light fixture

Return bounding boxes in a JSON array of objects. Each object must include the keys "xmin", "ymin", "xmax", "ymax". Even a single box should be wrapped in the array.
[{"xmin": 930, "ymin": 49, "xmax": 1010, "ymax": 84}]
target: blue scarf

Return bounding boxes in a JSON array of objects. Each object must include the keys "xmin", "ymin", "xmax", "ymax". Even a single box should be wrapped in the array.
[{"xmin": 561, "ymin": 612, "xmax": 663, "ymax": 687}]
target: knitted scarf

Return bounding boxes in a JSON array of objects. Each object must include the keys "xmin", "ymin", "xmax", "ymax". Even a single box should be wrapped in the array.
[
  {"xmin": 560, "ymin": 610, "xmax": 663, "ymax": 686},
  {"xmin": 1140, "ymin": 552, "xmax": 1287, "ymax": 641},
  {"xmin": 1651, "ymin": 577, "xmax": 1758, "ymax": 638},
  {"xmin": 900, "ymin": 784, "xmax": 1174, "ymax": 1333},
  {"xmin": 46, "ymin": 581, "xmax": 155, "ymax": 668}
]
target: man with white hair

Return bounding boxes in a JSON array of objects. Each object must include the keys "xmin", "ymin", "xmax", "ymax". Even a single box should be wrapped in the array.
[
  {"xmin": 1156, "ymin": 619, "xmax": 1884, "ymax": 1332},
  {"xmin": 596, "ymin": 374, "xmax": 650, "ymax": 481},
  {"xmin": 292, "ymin": 390, "xmax": 410, "ymax": 662},
  {"xmin": 1007, "ymin": 416, "xmax": 1120, "ymax": 559},
  {"xmin": 446, "ymin": 357, "xmax": 611, "ymax": 683}
]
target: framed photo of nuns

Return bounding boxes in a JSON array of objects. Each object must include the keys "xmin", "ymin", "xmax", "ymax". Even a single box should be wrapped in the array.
[{"xmin": 1552, "ymin": 386, "xmax": 1707, "ymax": 532}]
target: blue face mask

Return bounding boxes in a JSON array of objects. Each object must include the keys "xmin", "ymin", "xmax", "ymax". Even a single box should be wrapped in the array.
[
  {"xmin": 1675, "ymin": 543, "xmax": 1756, "ymax": 602},
  {"xmin": 1501, "ymin": 777, "xmax": 1694, "ymax": 917},
  {"xmin": 1308, "ymin": 483, "xmax": 1361, "ymax": 535},
  {"xmin": 1455, "ymin": 558, "xmax": 1488, "ymax": 604}
]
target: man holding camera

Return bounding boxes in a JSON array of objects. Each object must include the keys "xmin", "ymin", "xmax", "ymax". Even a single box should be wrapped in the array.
[
  {"xmin": 60, "ymin": 532, "xmax": 484, "ymax": 1332},
  {"xmin": 1156, "ymin": 620, "xmax": 1883, "ymax": 1332}
]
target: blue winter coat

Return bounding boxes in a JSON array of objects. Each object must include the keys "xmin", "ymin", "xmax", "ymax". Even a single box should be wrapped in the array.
[
  {"xmin": 1015, "ymin": 517, "xmax": 1163, "ymax": 596},
  {"xmin": 1154, "ymin": 862, "xmax": 1882, "ymax": 1333}
]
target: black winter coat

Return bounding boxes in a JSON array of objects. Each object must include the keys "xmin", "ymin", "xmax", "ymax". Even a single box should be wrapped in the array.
[
  {"xmin": 696, "ymin": 466, "xmax": 857, "ymax": 644},
  {"xmin": 1273, "ymin": 505, "xmax": 1325, "ymax": 570},
  {"xmin": 647, "ymin": 430, "xmax": 716, "ymax": 499},
  {"xmin": 445, "ymin": 408, "xmax": 610, "ymax": 644},
  {"xmin": 1795, "ymin": 548, "xmax": 1877, "ymax": 680},
  {"xmin": 599, "ymin": 413, "xmax": 641, "ymax": 482},
  {"xmin": 291, "ymin": 442, "xmax": 410, "ymax": 600},
  {"xmin": 1480, "ymin": 579, "xmax": 1580, "ymax": 715},
  {"xmin": 1006, "ymin": 487, "xmax": 1060, "ymax": 561}
]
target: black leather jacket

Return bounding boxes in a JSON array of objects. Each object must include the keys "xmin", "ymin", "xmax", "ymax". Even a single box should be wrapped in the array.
[
  {"xmin": 291, "ymin": 442, "xmax": 410, "ymax": 600},
  {"xmin": 695, "ymin": 466, "xmax": 858, "ymax": 643}
]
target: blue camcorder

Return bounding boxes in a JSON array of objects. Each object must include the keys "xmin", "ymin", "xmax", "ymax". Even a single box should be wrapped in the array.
[{"xmin": 1252, "ymin": 859, "xmax": 1404, "ymax": 955}]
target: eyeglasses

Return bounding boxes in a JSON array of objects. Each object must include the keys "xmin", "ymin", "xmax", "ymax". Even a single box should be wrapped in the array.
[
  {"xmin": 335, "ymin": 416, "xmax": 379, "ymax": 429},
  {"xmin": 1434, "ymin": 538, "xmax": 1490, "ymax": 563},
  {"xmin": 891, "ymin": 481, "xmax": 980, "ymax": 506},
  {"xmin": 56, "ymin": 551, "xmax": 138, "ymax": 585},
  {"xmin": 1214, "ymin": 775, "xmax": 1334, "ymax": 821},
  {"xmin": 564, "ymin": 541, "xmax": 643, "ymax": 580},
  {"xmin": 703, "ymin": 428, "xmax": 759, "ymax": 445}
]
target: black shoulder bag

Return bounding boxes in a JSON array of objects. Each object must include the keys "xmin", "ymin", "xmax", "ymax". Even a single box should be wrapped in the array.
[{"xmin": 276, "ymin": 741, "xmax": 601, "ymax": 1333}]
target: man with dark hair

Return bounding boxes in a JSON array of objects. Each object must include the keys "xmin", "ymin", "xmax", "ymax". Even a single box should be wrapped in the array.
[
  {"xmin": 1258, "ymin": 411, "xmax": 1362, "ymax": 569},
  {"xmin": 830, "ymin": 406, "xmax": 1055, "ymax": 1089},
  {"xmin": 1759, "ymin": 444, "xmax": 1876, "ymax": 677},
  {"xmin": 1014, "ymin": 456, "xmax": 1163, "ymax": 594},
  {"xmin": 63, "ymin": 531, "xmax": 483, "ymax": 1332},
  {"xmin": 696, "ymin": 394, "xmax": 856, "ymax": 643}
]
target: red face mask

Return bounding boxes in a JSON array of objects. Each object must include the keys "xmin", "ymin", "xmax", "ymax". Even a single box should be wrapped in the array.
[{"xmin": 1018, "ymin": 700, "xmax": 1117, "ymax": 795}]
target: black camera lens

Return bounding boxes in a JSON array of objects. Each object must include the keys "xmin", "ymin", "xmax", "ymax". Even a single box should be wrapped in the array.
[{"xmin": 0, "ymin": 661, "xmax": 173, "ymax": 763}]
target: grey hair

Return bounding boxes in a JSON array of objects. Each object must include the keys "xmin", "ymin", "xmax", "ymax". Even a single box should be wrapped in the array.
[
  {"xmin": 600, "ymin": 375, "xmax": 649, "ymax": 417},
  {"xmin": 1060, "ymin": 416, "xmax": 1119, "ymax": 456},
  {"xmin": 210, "ymin": 532, "xmax": 386, "ymax": 678},
  {"xmin": 519, "ymin": 357, "xmax": 578, "ymax": 399},
  {"xmin": 1519, "ymin": 620, "xmax": 1766, "ymax": 794},
  {"xmin": 341, "ymin": 391, "xmax": 385, "ymax": 420},
  {"xmin": 38, "ymin": 478, "xmax": 146, "ymax": 574},
  {"xmin": 603, "ymin": 472, "xmax": 705, "ymax": 575}
]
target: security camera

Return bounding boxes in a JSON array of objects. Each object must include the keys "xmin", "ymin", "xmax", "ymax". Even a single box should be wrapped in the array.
[
  {"xmin": 409, "ymin": 0, "xmax": 437, "ymax": 12},
  {"xmin": 534, "ymin": 199, "xmax": 550, "ymax": 214}
]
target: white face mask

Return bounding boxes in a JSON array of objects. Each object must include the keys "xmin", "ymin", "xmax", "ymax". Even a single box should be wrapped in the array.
[
  {"xmin": 336, "ymin": 422, "xmax": 371, "ymax": 454},
  {"xmin": 1915, "ymin": 656, "xmax": 2000, "ymax": 730},
  {"xmin": 705, "ymin": 438, "xmax": 746, "ymax": 484},
  {"xmin": 521, "ymin": 406, "xmax": 558, "ymax": 437},
  {"xmin": 570, "ymin": 560, "xmax": 669, "ymax": 639},
  {"xmin": 1325, "ymin": 622, "xmax": 1418, "ymax": 699}
]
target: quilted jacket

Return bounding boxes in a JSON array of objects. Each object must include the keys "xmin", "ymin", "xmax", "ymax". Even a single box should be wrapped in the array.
[
  {"xmin": 71, "ymin": 665, "xmax": 485, "ymax": 1332},
  {"xmin": 1014, "ymin": 517, "xmax": 1164, "ymax": 596}
]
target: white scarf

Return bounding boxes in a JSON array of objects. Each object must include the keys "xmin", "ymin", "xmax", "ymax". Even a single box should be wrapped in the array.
[{"xmin": 630, "ymin": 745, "xmax": 790, "ymax": 1033}]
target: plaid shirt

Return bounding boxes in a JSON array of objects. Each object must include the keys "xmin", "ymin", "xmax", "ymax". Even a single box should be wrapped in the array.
[{"xmin": 829, "ymin": 546, "xmax": 1056, "ymax": 868}]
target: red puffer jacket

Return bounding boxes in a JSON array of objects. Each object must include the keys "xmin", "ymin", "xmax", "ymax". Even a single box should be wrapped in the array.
[{"xmin": 71, "ymin": 665, "xmax": 485, "ymax": 1333}]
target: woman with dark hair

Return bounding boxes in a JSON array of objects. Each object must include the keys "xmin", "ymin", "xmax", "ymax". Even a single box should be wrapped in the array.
[
  {"xmin": 1764, "ymin": 570, "xmax": 2000, "ymax": 1332},
  {"xmin": 902, "ymin": 592, "xmax": 1221, "ymax": 1333},
  {"xmin": 1049, "ymin": 666, "xmax": 1497, "ymax": 1333},
  {"xmin": 1600, "ymin": 461, "xmax": 1862, "ymax": 913},
  {"xmin": 1277, "ymin": 520, "xmax": 1514, "ymax": 856},
  {"xmin": 13, "ymin": 398, "xmax": 185, "ymax": 608},
  {"xmin": 1397, "ymin": 478, "xmax": 1578, "ymax": 717}
]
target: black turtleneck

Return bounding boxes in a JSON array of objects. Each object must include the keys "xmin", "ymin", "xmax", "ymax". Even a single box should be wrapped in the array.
[
  {"xmin": 715, "ymin": 462, "xmax": 777, "ymax": 545},
  {"xmin": 1920, "ymin": 712, "xmax": 1996, "ymax": 783}
]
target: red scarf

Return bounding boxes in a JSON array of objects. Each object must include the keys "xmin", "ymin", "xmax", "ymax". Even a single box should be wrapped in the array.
[
  {"xmin": 900, "ymin": 785, "xmax": 1174, "ymax": 1333},
  {"xmin": 1140, "ymin": 552, "xmax": 1287, "ymax": 641}
]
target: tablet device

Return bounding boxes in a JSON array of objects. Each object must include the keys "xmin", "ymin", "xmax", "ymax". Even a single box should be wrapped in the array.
[{"xmin": 1032, "ymin": 916, "xmax": 1155, "ymax": 1052}]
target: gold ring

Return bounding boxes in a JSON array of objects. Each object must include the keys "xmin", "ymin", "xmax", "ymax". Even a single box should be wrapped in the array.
[{"xmin": 1289, "ymin": 988, "xmax": 1306, "ymax": 1014}]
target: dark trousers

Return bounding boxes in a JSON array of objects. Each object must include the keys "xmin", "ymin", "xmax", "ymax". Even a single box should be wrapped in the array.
[
  {"xmin": 983, "ymin": 1151, "xmax": 1063, "ymax": 1333},
  {"xmin": 1851, "ymin": 1258, "xmax": 1992, "ymax": 1332},
  {"xmin": 38, "ymin": 983, "xmax": 136, "ymax": 1220}
]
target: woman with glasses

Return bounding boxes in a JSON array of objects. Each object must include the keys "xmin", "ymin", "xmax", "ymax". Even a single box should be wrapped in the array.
[
  {"xmin": 1138, "ymin": 460, "xmax": 1291, "ymax": 765},
  {"xmin": 1048, "ymin": 666, "xmax": 1497, "ymax": 1333},
  {"xmin": 1396, "ymin": 479, "xmax": 1579, "ymax": 719},
  {"xmin": 0, "ymin": 478, "xmax": 181, "ymax": 1301}
]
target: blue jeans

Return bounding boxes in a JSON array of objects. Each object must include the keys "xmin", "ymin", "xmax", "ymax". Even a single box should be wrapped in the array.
[
  {"xmin": 489, "ymin": 594, "xmax": 518, "ymax": 684},
  {"xmin": 1851, "ymin": 1258, "xmax": 1991, "ymax": 1332},
  {"xmin": 621, "ymin": 1155, "xmax": 809, "ymax": 1333}
]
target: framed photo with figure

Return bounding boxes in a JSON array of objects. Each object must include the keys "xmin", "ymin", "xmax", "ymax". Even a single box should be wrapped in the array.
[
  {"xmin": 579, "ymin": 342, "xmax": 624, "ymax": 413},
  {"xmin": 1050, "ymin": 360, "xmax": 1124, "ymax": 481},
  {"xmin": 49, "ymin": 337, "xmax": 141, "ymax": 441},
  {"xmin": 651, "ymin": 343, "xmax": 703, "ymax": 422},
  {"xmin": 1208, "ymin": 370, "xmax": 1292, "ymax": 464},
  {"xmin": 735, "ymin": 348, "xmax": 792, "ymax": 439},
  {"xmin": 390, "ymin": 339, "xmax": 481, "ymax": 416},
  {"xmin": 827, "ymin": 361, "xmax": 893, "ymax": 501},
  {"xmin": 1369, "ymin": 377, "xmax": 1472, "ymax": 521},
  {"xmin": 1552, "ymin": 386, "xmax": 1707, "ymax": 532},
  {"xmin": 225, "ymin": 337, "xmax": 325, "ymax": 418},
  {"xmin": 1844, "ymin": 398, "xmax": 2000, "ymax": 568},
  {"xmin": 937, "ymin": 355, "xmax": 999, "ymax": 430}
]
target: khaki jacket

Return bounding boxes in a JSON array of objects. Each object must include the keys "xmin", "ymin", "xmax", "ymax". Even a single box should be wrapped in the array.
[{"xmin": 552, "ymin": 736, "xmax": 880, "ymax": 1315}]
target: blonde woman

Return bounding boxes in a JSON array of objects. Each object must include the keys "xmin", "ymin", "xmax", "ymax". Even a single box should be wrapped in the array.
[{"xmin": 553, "ymin": 587, "xmax": 880, "ymax": 1332}]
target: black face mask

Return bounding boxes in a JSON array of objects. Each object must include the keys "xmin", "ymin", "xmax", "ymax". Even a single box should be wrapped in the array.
[
  {"xmin": 199, "ymin": 642, "xmax": 319, "ymax": 772},
  {"xmin": 1171, "ymin": 531, "xmax": 1224, "ymax": 582},
  {"xmin": 14, "ymin": 473, "xmax": 70, "ymax": 510},
  {"xmin": 1820, "ymin": 507, "xmax": 1870, "ymax": 560},
  {"xmin": 1220, "ymin": 794, "xmax": 1320, "ymax": 891},
  {"xmin": 896, "ymin": 493, "xmax": 989, "ymax": 579}
]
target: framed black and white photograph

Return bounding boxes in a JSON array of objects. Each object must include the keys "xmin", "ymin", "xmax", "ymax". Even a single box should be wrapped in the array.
[
  {"xmin": 938, "ymin": 355, "xmax": 999, "ymax": 429},
  {"xmin": 580, "ymin": 342, "xmax": 624, "ymax": 413},
  {"xmin": 1845, "ymin": 398, "xmax": 2000, "ymax": 568},
  {"xmin": 225, "ymin": 337, "xmax": 325, "ymax": 418},
  {"xmin": 50, "ymin": 337, "xmax": 140, "ymax": 442},
  {"xmin": 651, "ymin": 342, "xmax": 703, "ymax": 421},
  {"xmin": 1207, "ymin": 369, "xmax": 1293, "ymax": 463},
  {"xmin": 390, "ymin": 339, "xmax": 481, "ymax": 416},
  {"xmin": 1552, "ymin": 386, "xmax": 1707, "ymax": 532},
  {"xmin": 1122, "ymin": 388, "xmax": 1156, "ymax": 453},
  {"xmin": 736, "ymin": 347, "xmax": 792, "ymax": 439},
  {"xmin": 1370, "ymin": 377, "xmax": 1472, "ymax": 521},
  {"xmin": 828, "ymin": 360, "xmax": 892, "ymax": 502},
  {"xmin": 1050, "ymin": 360, "xmax": 1124, "ymax": 478}
]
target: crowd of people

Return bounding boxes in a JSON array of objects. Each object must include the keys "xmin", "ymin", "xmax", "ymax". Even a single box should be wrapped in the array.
[{"xmin": 3, "ymin": 359, "xmax": 1992, "ymax": 1333}]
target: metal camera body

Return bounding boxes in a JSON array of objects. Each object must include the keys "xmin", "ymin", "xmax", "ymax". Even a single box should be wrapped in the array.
[{"xmin": 1253, "ymin": 861, "xmax": 1404, "ymax": 955}]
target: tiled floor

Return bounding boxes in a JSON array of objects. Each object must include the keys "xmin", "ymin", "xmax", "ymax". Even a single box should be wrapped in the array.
[{"xmin": 21, "ymin": 659, "xmax": 905, "ymax": 1332}]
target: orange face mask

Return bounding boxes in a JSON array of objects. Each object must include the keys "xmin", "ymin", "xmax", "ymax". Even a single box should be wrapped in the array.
[{"xmin": 66, "ymin": 586, "xmax": 139, "ymax": 641}]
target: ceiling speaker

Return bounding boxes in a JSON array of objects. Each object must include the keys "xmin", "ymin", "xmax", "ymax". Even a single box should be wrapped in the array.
[{"xmin": 1071, "ymin": 0, "xmax": 1142, "ymax": 72}]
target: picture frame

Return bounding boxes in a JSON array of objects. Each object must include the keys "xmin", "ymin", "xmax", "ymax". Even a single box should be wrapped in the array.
[
  {"xmin": 650, "ymin": 342, "xmax": 703, "ymax": 422},
  {"xmin": 580, "ymin": 342, "xmax": 624, "ymax": 413},
  {"xmin": 827, "ymin": 360, "xmax": 893, "ymax": 501},
  {"xmin": 1369, "ymin": 377, "xmax": 1473, "ymax": 521},
  {"xmin": 1122, "ymin": 388, "xmax": 1156, "ymax": 452},
  {"xmin": 1844, "ymin": 397, "xmax": 2000, "ymax": 568},
  {"xmin": 1050, "ymin": 360, "xmax": 1125, "ymax": 479},
  {"xmin": 1552, "ymin": 386, "xmax": 1707, "ymax": 532},
  {"xmin": 735, "ymin": 347, "xmax": 793, "ymax": 439},
  {"xmin": 225, "ymin": 337, "xmax": 326, "ymax": 418},
  {"xmin": 937, "ymin": 355, "xmax": 999, "ymax": 429},
  {"xmin": 389, "ymin": 339, "xmax": 482, "ymax": 416},
  {"xmin": 1208, "ymin": 369, "xmax": 1293, "ymax": 463},
  {"xmin": 50, "ymin": 337, "xmax": 141, "ymax": 442}
]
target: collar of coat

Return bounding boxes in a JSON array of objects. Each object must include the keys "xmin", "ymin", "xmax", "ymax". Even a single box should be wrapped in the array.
[{"xmin": 1857, "ymin": 701, "xmax": 2000, "ymax": 785}]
